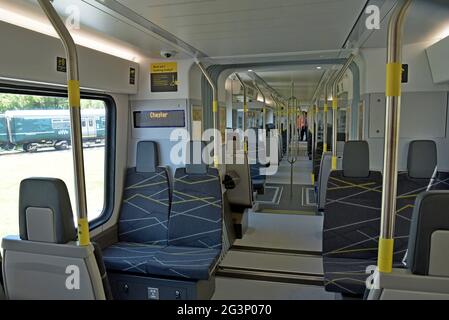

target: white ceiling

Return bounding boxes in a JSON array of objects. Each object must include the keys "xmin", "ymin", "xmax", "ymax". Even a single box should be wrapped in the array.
[
  {"xmin": 9, "ymin": 0, "xmax": 189, "ymax": 59},
  {"xmin": 5, "ymin": 0, "xmax": 448, "ymax": 103},
  {"xmin": 116, "ymin": 0, "xmax": 367, "ymax": 57},
  {"xmin": 257, "ymin": 69, "xmax": 325, "ymax": 101},
  {"xmin": 362, "ymin": 0, "xmax": 449, "ymax": 48},
  {"xmin": 236, "ymin": 64, "xmax": 331, "ymax": 103}
]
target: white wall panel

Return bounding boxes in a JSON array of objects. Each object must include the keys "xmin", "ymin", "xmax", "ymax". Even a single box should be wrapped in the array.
[
  {"xmin": 0, "ymin": 22, "xmax": 139, "ymax": 94},
  {"xmin": 427, "ymin": 36, "xmax": 449, "ymax": 84},
  {"xmin": 368, "ymin": 92, "xmax": 448, "ymax": 138}
]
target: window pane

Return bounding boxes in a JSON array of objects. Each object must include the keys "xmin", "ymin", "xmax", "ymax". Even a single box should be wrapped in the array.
[{"xmin": 0, "ymin": 93, "xmax": 107, "ymax": 240}]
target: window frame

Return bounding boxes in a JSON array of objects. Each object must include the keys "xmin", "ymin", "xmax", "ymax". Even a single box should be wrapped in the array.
[{"xmin": 0, "ymin": 82, "xmax": 117, "ymax": 230}]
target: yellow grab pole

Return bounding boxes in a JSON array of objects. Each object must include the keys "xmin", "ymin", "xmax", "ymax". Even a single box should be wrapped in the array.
[
  {"xmin": 38, "ymin": 0, "xmax": 90, "ymax": 245},
  {"xmin": 235, "ymin": 74, "xmax": 248, "ymax": 153},
  {"xmin": 331, "ymin": 97, "xmax": 338, "ymax": 170},
  {"xmin": 197, "ymin": 61, "xmax": 219, "ymax": 167},
  {"xmin": 310, "ymin": 105, "xmax": 315, "ymax": 184},
  {"xmin": 331, "ymin": 53, "xmax": 356, "ymax": 170},
  {"xmin": 323, "ymin": 102, "xmax": 328, "ymax": 153},
  {"xmin": 378, "ymin": 0, "xmax": 412, "ymax": 273}
]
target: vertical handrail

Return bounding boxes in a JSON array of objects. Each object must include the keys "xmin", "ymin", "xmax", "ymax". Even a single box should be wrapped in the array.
[
  {"xmin": 196, "ymin": 61, "xmax": 220, "ymax": 167},
  {"xmin": 323, "ymin": 71, "xmax": 337, "ymax": 153},
  {"xmin": 37, "ymin": 0, "xmax": 90, "ymax": 246},
  {"xmin": 314, "ymin": 102, "xmax": 319, "ymax": 156},
  {"xmin": 294, "ymin": 98, "xmax": 298, "ymax": 143},
  {"xmin": 253, "ymin": 81, "xmax": 266, "ymax": 129},
  {"xmin": 235, "ymin": 74, "xmax": 248, "ymax": 153},
  {"xmin": 323, "ymin": 80, "xmax": 330, "ymax": 153},
  {"xmin": 378, "ymin": 0, "xmax": 412, "ymax": 274},
  {"xmin": 346, "ymin": 104, "xmax": 351, "ymax": 142},
  {"xmin": 331, "ymin": 54, "xmax": 356, "ymax": 170}
]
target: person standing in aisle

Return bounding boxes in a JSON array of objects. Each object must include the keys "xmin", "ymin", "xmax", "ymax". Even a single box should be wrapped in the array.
[{"xmin": 298, "ymin": 112, "xmax": 308, "ymax": 141}]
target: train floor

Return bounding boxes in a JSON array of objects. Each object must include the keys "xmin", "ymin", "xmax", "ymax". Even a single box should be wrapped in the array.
[
  {"xmin": 214, "ymin": 141, "xmax": 334, "ymax": 299},
  {"xmin": 212, "ymin": 277, "xmax": 335, "ymax": 300},
  {"xmin": 215, "ymin": 212, "xmax": 330, "ymax": 299}
]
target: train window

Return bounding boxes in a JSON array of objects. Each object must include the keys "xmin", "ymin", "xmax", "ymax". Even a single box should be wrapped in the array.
[{"xmin": 0, "ymin": 91, "xmax": 113, "ymax": 240}]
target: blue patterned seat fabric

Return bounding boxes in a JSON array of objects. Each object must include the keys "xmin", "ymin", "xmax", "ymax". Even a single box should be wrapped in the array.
[
  {"xmin": 103, "ymin": 243, "xmax": 219, "ymax": 280},
  {"xmin": 118, "ymin": 166, "xmax": 170, "ymax": 245},
  {"xmin": 323, "ymin": 257, "xmax": 378, "ymax": 296},
  {"xmin": 394, "ymin": 141, "xmax": 449, "ymax": 264},
  {"xmin": 102, "ymin": 242, "xmax": 163, "ymax": 274},
  {"xmin": 169, "ymin": 167, "xmax": 223, "ymax": 249},
  {"xmin": 103, "ymin": 141, "xmax": 223, "ymax": 281},
  {"xmin": 147, "ymin": 246, "xmax": 220, "ymax": 280},
  {"xmin": 322, "ymin": 171, "xmax": 449, "ymax": 296},
  {"xmin": 248, "ymin": 129, "xmax": 266, "ymax": 191},
  {"xmin": 323, "ymin": 141, "xmax": 383, "ymax": 296},
  {"xmin": 323, "ymin": 140, "xmax": 449, "ymax": 296}
]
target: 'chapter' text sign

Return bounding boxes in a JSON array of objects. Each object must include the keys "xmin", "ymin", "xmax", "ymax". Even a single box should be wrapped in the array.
[{"xmin": 134, "ymin": 110, "xmax": 185, "ymax": 128}]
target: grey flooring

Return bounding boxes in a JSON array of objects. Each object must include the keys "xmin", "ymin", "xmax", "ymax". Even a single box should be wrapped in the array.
[
  {"xmin": 267, "ymin": 158, "xmax": 313, "ymax": 185},
  {"xmin": 256, "ymin": 183, "xmax": 317, "ymax": 213},
  {"xmin": 220, "ymin": 250, "xmax": 323, "ymax": 275},
  {"xmin": 213, "ymin": 141, "xmax": 333, "ymax": 300},
  {"xmin": 212, "ymin": 277, "xmax": 335, "ymax": 300},
  {"xmin": 234, "ymin": 211, "xmax": 323, "ymax": 252}
]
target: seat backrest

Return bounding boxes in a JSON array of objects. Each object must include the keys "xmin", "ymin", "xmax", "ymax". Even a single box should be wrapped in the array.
[
  {"xmin": 394, "ymin": 140, "xmax": 439, "ymax": 263},
  {"xmin": 323, "ymin": 141, "xmax": 382, "ymax": 260},
  {"xmin": 118, "ymin": 141, "xmax": 170, "ymax": 245},
  {"xmin": 407, "ymin": 191, "xmax": 449, "ymax": 277},
  {"xmin": 0, "ymin": 255, "xmax": 4, "ymax": 300},
  {"xmin": 226, "ymin": 142, "xmax": 253, "ymax": 209},
  {"xmin": 317, "ymin": 152, "xmax": 332, "ymax": 210},
  {"xmin": 169, "ymin": 141, "xmax": 223, "ymax": 249},
  {"xmin": 249, "ymin": 128, "xmax": 266, "ymax": 181},
  {"xmin": 407, "ymin": 140, "xmax": 437, "ymax": 179},
  {"xmin": 2, "ymin": 178, "xmax": 106, "ymax": 300}
]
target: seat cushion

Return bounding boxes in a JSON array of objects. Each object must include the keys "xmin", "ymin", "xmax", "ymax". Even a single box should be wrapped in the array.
[
  {"xmin": 323, "ymin": 257, "xmax": 404, "ymax": 296},
  {"xmin": 118, "ymin": 167, "xmax": 170, "ymax": 245},
  {"xmin": 323, "ymin": 257, "xmax": 378, "ymax": 296},
  {"xmin": 102, "ymin": 242, "xmax": 164, "ymax": 274},
  {"xmin": 103, "ymin": 243, "xmax": 220, "ymax": 280},
  {"xmin": 169, "ymin": 167, "xmax": 222, "ymax": 249},
  {"xmin": 252, "ymin": 179, "xmax": 265, "ymax": 188},
  {"xmin": 147, "ymin": 246, "xmax": 220, "ymax": 280},
  {"xmin": 323, "ymin": 171, "xmax": 383, "ymax": 260}
]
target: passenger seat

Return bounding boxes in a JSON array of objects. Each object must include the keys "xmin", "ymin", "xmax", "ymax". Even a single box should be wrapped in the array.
[
  {"xmin": 317, "ymin": 152, "xmax": 332, "ymax": 212},
  {"xmin": 368, "ymin": 191, "xmax": 449, "ymax": 299},
  {"xmin": 322, "ymin": 141, "xmax": 383, "ymax": 296},
  {"xmin": 0, "ymin": 255, "xmax": 4, "ymax": 300},
  {"xmin": 394, "ymin": 140, "xmax": 448, "ymax": 264},
  {"xmin": 102, "ymin": 141, "xmax": 222, "ymax": 299},
  {"xmin": 102, "ymin": 141, "xmax": 170, "ymax": 274},
  {"xmin": 2, "ymin": 178, "xmax": 110, "ymax": 299}
]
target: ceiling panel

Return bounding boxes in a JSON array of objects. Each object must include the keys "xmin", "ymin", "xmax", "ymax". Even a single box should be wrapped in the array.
[
  {"xmin": 117, "ymin": 0, "xmax": 367, "ymax": 57},
  {"xmin": 237, "ymin": 65, "xmax": 328, "ymax": 103},
  {"xmin": 257, "ymin": 69, "xmax": 324, "ymax": 102},
  {"xmin": 14, "ymin": 0, "xmax": 187, "ymax": 59},
  {"xmin": 361, "ymin": 0, "xmax": 449, "ymax": 48}
]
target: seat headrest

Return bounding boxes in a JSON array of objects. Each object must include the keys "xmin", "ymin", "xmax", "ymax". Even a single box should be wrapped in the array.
[
  {"xmin": 19, "ymin": 178, "xmax": 76, "ymax": 244},
  {"xmin": 136, "ymin": 141, "xmax": 159, "ymax": 173},
  {"xmin": 407, "ymin": 140, "xmax": 437, "ymax": 179},
  {"xmin": 343, "ymin": 141, "xmax": 370, "ymax": 178},
  {"xmin": 185, "ymin": 141, "xmax": 209, "ymax": 174},
  {"xmin": 407, "ymin": 191, "xmax": 449, "ymax": 276}
]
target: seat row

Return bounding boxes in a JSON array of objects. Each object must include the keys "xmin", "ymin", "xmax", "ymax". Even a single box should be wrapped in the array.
[
  {"xmin": 1, "ymin": 140, "xmax": 223, "ymax": 300},
  {"xmin": 101, "ymin": 140, "xmax": 223, "ymax": 299},
  {"xmin": 321, "ymin": 140, "xmax": 449, "ymax": 296}
]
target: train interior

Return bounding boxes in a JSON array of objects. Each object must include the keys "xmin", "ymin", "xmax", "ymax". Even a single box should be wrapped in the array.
[{"xmin": 0, "ymin": 0, "xmax": 449, "ymax": 301}]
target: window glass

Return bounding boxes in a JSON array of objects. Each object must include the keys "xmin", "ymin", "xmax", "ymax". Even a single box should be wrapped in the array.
[{"xmin": 0, "ymin": 93, "xmax": 107, "ymax": 240}]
